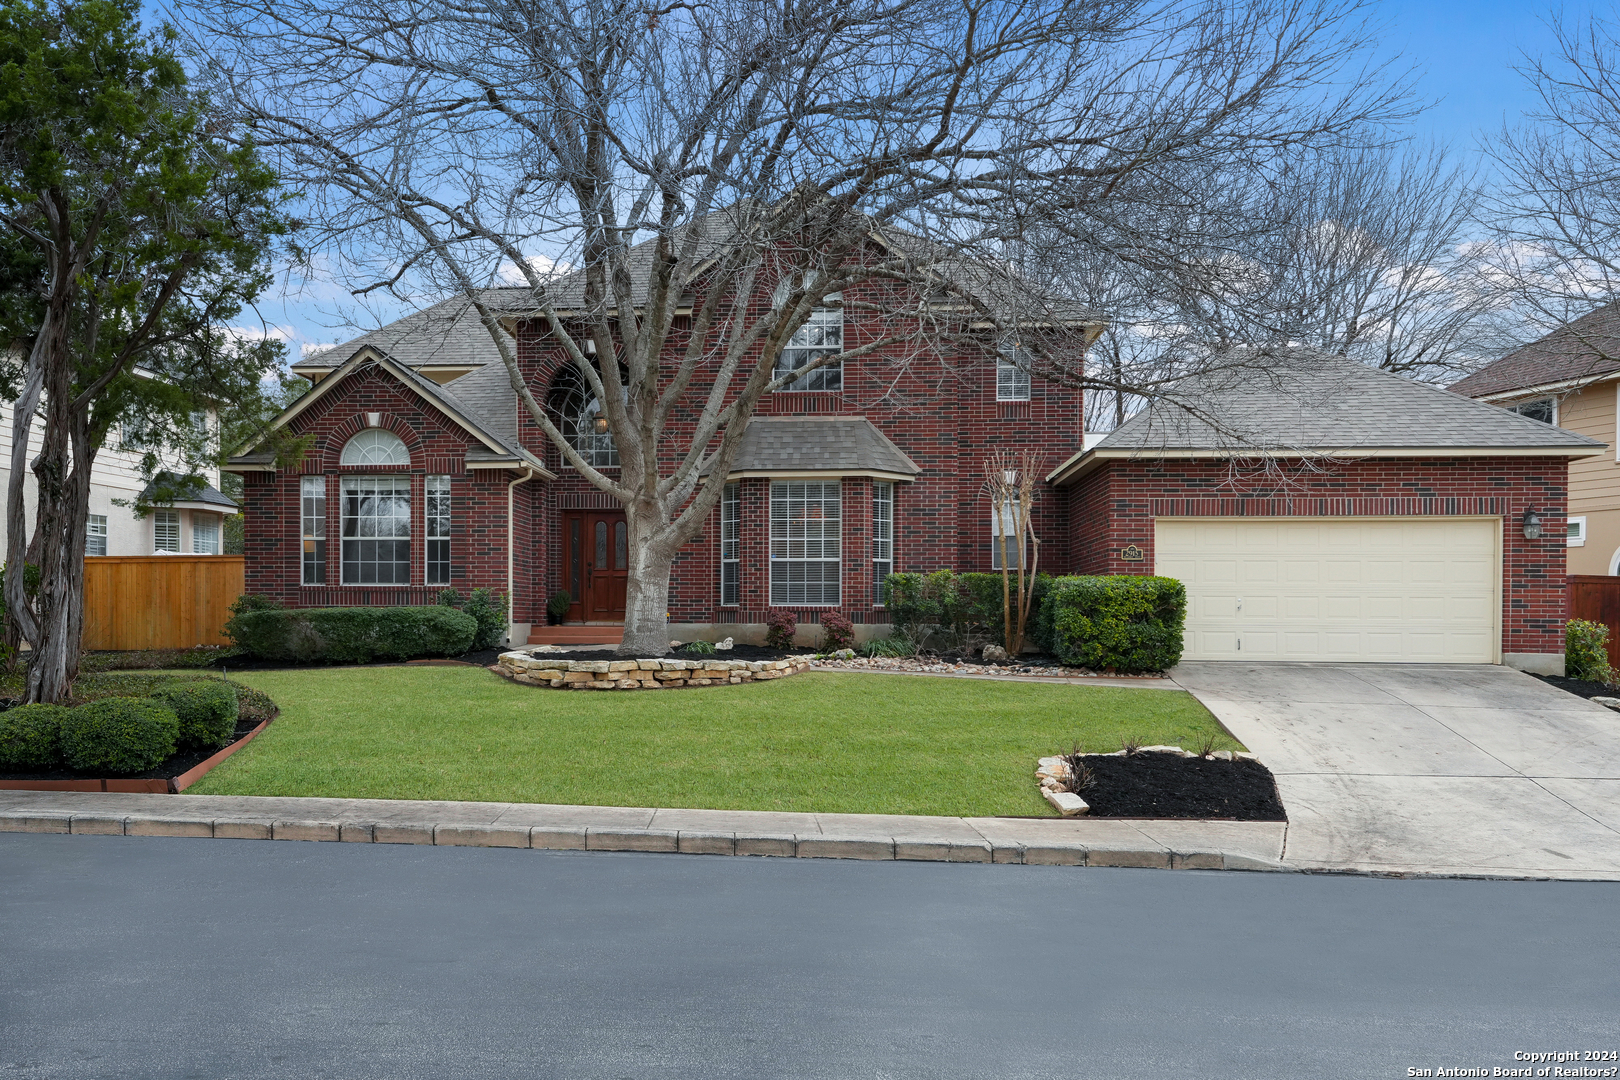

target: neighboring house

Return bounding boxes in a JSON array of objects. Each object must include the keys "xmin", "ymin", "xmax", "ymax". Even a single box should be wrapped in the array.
[
  {"xmin": 231, "ymin": 263, "xmax": 1597, "ymax": 674},
  {"xmin": 1450, "ymin": 302, "xmax": 1620, "ymax": 576},
  {"xmin": 0, "ymin": 401, "xmax": 236, "ymax": 559}
]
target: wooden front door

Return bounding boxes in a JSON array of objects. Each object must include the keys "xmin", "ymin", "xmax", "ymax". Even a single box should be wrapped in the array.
[{"xmin": 562, "ymin": 511, "xmax": 628, "ymax": 621}]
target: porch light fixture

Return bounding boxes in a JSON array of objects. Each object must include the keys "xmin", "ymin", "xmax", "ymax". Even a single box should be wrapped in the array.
[
  {"xmin": 592, "ymin": 414, "xmax": 610, "ymax": 436},
  {"xmin": 1523, "ymin": 507, "xmax": 1543, "ymax": 540}
]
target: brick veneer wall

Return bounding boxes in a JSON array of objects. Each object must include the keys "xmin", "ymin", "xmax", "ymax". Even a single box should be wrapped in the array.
[
  {"xmin": 1065, "ymin": 456, "xmax": 1571, "ymax": 657},
  {"xmin": 241, "ymin": 364, "xmax": 531, "ymax": 617}
]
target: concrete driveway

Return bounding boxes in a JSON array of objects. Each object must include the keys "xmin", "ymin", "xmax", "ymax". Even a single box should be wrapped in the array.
[{"xmin": 1173, "ymin": 663, "xmax": 1620, "ymax": 880}]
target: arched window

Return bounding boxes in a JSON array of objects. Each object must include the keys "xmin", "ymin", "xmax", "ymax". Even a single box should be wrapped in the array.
[
  {"xmin": 547, "ymin": 367, "xmax": 620, "ymax": 468},
  {"xmin": 340, "ymin": 428, "xmax": 409, "ymax": 466}
]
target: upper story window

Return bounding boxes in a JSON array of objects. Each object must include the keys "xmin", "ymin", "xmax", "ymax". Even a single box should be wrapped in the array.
[
  {"xmin": 341, "ymin": 429, "xmax": 410, "ymax": 466},
  {"xmin": 192, "ymin": 515, "xmax": 220, "ymax": 555},
  {"xmin": 997, "ymin": 351, "xmax": 1032, "ymax": 401},
  {"xmin": 1507, "ymin": 397, "xmax": 1555, "ymax": 425},
  {"xmin": 153, "ymin": 510, "xmax": 180, "ymax": 553},
  {"xmin": 775, "ymin": 307, "xmax": 843, "ymax": 392},
  {"xmin": 573, "ymin": 397, "xmax": 619, "ymax": 467}
]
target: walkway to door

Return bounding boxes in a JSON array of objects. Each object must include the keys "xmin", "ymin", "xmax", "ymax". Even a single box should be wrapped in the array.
[{"xmin": 1174, "ymin": 662, "xmax": 1620, "ymax": 879}]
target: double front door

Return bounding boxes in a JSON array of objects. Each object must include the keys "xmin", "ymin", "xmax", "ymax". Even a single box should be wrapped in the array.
[{"xmin": 562, "ymin": 511, "xmax": 628, "ymax": 621}]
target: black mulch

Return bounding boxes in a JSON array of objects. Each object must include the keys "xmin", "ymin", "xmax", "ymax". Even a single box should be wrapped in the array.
[
  {"xmin": 1074, "ymin": 751, "xmax": 1287, "ymax": 821},
  {"xmin": 1531, "ymin": 673, "xmax": 1618, "ymax": 701},
  {"xmin": 0, "ymin": 715, "xmax": 268, "ymax": 783}
]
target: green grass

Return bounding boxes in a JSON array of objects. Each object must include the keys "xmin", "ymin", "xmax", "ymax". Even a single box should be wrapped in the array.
[{"xmin": 187, "ymin": 668, "xmax": 1243, "ymax": 817}]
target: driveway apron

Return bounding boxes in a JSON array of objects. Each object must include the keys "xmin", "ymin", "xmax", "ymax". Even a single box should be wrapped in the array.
[{"xmin": 1173, "ymin": 662, "xmax": 1620, "ymax": 879}]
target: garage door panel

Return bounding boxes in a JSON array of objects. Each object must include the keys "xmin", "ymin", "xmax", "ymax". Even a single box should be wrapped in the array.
[{"xmin": 1156, "ymin": 518, "xmax": 1498, "ymax": 664}]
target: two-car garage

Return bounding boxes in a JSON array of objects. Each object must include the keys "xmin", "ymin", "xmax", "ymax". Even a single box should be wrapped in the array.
[{"xmin": 1154, "ymin": 518, "xmax": 1500, "ymax": 664}]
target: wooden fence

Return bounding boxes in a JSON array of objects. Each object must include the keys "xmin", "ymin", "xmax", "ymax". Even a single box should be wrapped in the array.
[
  {"xmin": 82, "ymin": 556, "xmax": 244, "ymax": 651},
  {"xmin": 1568, "ymin": 575, "xmax": 1620, "ymax": 672}
]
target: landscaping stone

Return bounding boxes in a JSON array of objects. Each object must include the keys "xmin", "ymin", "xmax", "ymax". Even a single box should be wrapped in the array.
[
  {"xmin": 1043, "ymin": 790, "xmax": 1090, "ymax": 817},
  {"xmin": 981, "ymin": 645, "xmax": 1008, "ymax": 662},
  {"xmin": 496, "ymin": 650, "xmax": 815, "ymax": 691},
  {"xmin": 1590, "ymin": 696, "xmax": 1620, "ymax": 711}
]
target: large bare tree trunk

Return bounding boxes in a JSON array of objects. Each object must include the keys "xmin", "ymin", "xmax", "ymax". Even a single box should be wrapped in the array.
[{"xmin": 23, "ymin": 363, "xmax": 94, "ymax": 703}]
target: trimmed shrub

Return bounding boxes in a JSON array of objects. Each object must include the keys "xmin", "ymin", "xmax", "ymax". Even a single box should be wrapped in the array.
[
  {"xmin": 0, "ymin": 703, "xmax": 69, "ymax": 769},
  {"xmin": 820, "ymin": 610, "xmax": 855, "ymax": 651},
  {"xmin": 59, "ymin": 698, "xmax": 179, "ymax": 775},
  {"xmin": 229, "ymin": 593, "xmax": 281, "ymax": 617},
  {"xmin": 153, "ymin": 681, "xmax": 240, "ymax": 749},
  {"xmin": 886, "ymin": 569, "xmax": 1051, "ymax": 650},
  {"xmin": 436, "ymin": 588, "xmax": 464, "ymax": 608},
  {"xmin": 1566, "ymin": 619, "xmax": 1615, "ymax": 683},
  {"xmin": 226, "ymin": 606, "xmax": 478, "ymax": 663},
  {"xmin": 462, "ymin": 588, "xmax": 508, "ymax": 650},
  {"xmin": 765, "ymin": 609, "xmax": 797, "ymax": 650},
  {"xmin": 1035, "ymin": 576, "xmax": 1187, "ymax": 673}
]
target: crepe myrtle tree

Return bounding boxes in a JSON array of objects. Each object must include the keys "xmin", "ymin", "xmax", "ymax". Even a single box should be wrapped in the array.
[
  {"xmin": 197, "ymin": 0, "xmax": 1414, "ymax": 656},
  {"xmin": 0, "ymin": 0, "xmax": 288, "ymax": 702}
]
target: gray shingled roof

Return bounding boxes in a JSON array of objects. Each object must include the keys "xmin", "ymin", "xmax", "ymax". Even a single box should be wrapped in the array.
[
  {"xmin": 1449, "ymin": 301, "xmax": 1620, "ymax": 398},
  {"xmin": 1091, "ymin": 349, "xmax": 1605, "ymax": 455},
  {"xmin": 703, "ymin": 417, "xmax": 922, "ymax": 477},
  {"xmin": 295, "ymin": 294, "xmax": 521, "ymax": 371},
  {"xmin": 137, "ymin": 473, "xmax": 239, "ymax": 510}
]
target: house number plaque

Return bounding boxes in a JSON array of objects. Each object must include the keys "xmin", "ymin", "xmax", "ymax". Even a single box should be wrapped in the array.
[{"xmin": 1120, "ymin": 544, "xmax": 1144, "ymax": 562}]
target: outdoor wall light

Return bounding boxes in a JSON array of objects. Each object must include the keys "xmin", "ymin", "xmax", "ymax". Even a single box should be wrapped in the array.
[
  {"xmin": 592, "ymin": 415, "xmax": 610, "ymax": 436},
  {"xmin": 1523, "ymin": 507, "xmax": 1543, "ymax": 540}
]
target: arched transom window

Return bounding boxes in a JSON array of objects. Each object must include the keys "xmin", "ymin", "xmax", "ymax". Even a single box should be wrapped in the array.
[{"xmin": 341, "ymin": 428, "xmax": 409, "ymax": 466}]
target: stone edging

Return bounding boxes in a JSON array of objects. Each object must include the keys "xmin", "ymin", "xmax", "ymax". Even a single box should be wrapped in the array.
[{"xmin": 496, "ymin": 651, "xmax": 815, "ymax": 689}]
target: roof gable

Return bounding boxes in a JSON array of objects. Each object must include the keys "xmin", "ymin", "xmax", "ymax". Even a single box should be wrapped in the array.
[{"xmin": 1450, "ymin": 301, "xmax": 1620, "ymax": 399}]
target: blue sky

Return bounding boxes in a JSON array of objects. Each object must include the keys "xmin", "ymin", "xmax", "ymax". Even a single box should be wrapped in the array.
[{"xmin": 251, "ymin": 0, "xmax": 1602, "ymax": 361}]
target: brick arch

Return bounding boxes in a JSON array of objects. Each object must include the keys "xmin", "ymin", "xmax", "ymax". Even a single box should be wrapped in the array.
[{"xmin": 322, "ymin": 413, "xmax": 424, "ymax": 470}]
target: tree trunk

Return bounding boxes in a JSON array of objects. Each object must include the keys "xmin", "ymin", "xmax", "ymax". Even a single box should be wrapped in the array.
[
  {"xmin": 619, "ymin": 523, "xmax": 676, "ymax": 657},
  {"xmin": 23, "ymin": 371, "xmax": 92, "ymax": 704}
]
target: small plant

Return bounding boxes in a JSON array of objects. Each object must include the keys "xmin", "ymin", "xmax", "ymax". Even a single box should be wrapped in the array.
[
  {"xmin": 58, "ymin": 698, "xmax": 179, "ymax": 775},
  {"xmin": 462, "ymin": 588, "xmax": 509, "ymax": 650},
  {"xmin": 1196, "ymin": 733, "xmax": 1219, "ymax": 758},
  {"xmin": 152, "ymin": 681, "xmax": 240, "ymax": 749},
  {"xmin": 1059, "ymin": 745, "xmax": 1096, "ymax": 795},
  {"xmin": 0, "ymin": 703, "xmax": 69, "ymax": 768},
  {"xmin": 680, "ymin": 639, "xmax": 716, "ymax": 656},
  {"xmin": 820, "ymin": 610, "xmax": 855, "ymax": 652},
  {"xmin": 547, "ymin": 590, "xmax": 573, "ymax": 621},
  {"xmin": 764, "ymin": 609, "xmax": 797, "ymax": 650},
  {"xmin": 1120, "ymin": 735, "xmax": 1143, "ymax": 756},
  {"xmin": 436, "ymin": 588, "xmax": 464, "ymax": 607},
  {"xmin": 861, "ymin": 635, "xmax": 915, "ymax": 658},
  {"xmin": 1566, "ymin": 619, "xmax": 1616, "ymax": 683}
]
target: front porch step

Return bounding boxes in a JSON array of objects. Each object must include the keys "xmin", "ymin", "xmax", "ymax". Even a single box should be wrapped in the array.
[{"xmin": 527, "ymin": 625, "xmax": 624, "ymax": 646}]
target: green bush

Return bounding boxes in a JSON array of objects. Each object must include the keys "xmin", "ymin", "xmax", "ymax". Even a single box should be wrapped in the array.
[
  {"xmin": 0, "ymin": 703, "xmax": 69, "ymax": 769},
  {"xmin": 152, "ymin": 681, "xmax": 240, "ymax": 749},
  {"xmin": 1034, "ymin": 576, "xmax": 1187, "ymax": 673},
  {"xmin": 226, "ymin": 606, "xmax": 478, "ymax": 663},
  {"xmin": 59, "ymin": 698, "xmax": 179, "ymax": 774},
  {"xmin": 680, "ymin": 639, "xmax": 716, "ymax": 656},
  {"xmin": 861, "ymin": 634, "xmax": 915, "ymax": 658},
  {"xmin": 462, "ymin": 588, "xmax": 508, "ymax": 650},
  {"xmin": 885, "ymin": 570, "xmax": 1051, "ymax": 649},
  {"xmin": 1565, "ymin": 619, "xmax": 1615, "ymax": 683},
  {"xmin": 229, "ymin": 593, "xmax": 281, "ymax": 617}
]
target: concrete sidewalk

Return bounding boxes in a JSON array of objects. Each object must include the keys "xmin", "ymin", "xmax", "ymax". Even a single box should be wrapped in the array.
[{"xmin": 0, "ymin": 789, "xmax": 1286, "ymax": 871}]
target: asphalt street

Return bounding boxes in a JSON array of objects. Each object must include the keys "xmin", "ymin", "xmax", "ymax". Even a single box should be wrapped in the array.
[{"xmin": 2, "ymin": 833, "xmax": 1615, "ymax": 1079}]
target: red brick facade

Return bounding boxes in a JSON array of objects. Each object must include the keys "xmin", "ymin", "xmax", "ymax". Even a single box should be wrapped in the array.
[{"xmin": 1064, "ymin": 457, "xmax": 1571, "ymax": 657}]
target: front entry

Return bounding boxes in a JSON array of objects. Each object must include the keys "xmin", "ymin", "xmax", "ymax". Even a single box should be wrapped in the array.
[{"xmin": 562, "ymin": 511, "xmax": 629, "ymax": 622}]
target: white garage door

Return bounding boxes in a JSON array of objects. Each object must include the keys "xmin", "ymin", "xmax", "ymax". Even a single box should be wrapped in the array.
[{"xmin": 1155, "ymin": 517, "xmax": 1500, "ymax": 663}]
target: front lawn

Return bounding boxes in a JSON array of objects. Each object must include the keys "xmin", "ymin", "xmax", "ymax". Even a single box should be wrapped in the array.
[{"xmin": 188, "ymin": 668, "xmax": 1242, "ymax": 817}]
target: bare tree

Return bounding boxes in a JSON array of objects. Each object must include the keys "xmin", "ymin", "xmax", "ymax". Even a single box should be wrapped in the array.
[
  {"xmin": 193, "ymin": 0, "xmax": 1413, "ymax": 655},
  {"xmin": 983, "ymin": 449, "xmax": 1039, "ymax": 656},
  {"xmin": 1487, "ymin": 10, "xmax": 1620, "ymax": 366}
]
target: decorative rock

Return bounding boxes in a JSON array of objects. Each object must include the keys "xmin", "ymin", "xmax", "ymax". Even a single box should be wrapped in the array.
[
  {"xmin": 982, "ymin": 644, "xmax": 1008, "ymax": 662},
  {"xmin": 1043, "ymin": 789, "xmax": 1089, "ymax": 817},
  {"xmin": 716, "ymin": 637, "xmax": 734, "ymax": 651},
  {"xmin": 1591, "ymin": 696, "xmax": 1620, "ymax": 711},
  {"xmin": 670, "ymin": 640, "xmax": 682, "ymax": 648},
  {"xmin": 637, "ymin": 659, "xmax": 661, "ymax": 670},
  {"xmin": 1138, "ymin": 745, "xmax": 1190, "ymax": 756},
  {"xmin": 607, "ymin": 660, "xmax": 640, "ymax": 671}
]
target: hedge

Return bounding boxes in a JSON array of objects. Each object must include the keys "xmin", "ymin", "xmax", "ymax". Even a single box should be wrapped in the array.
[
  {"xmin": 884, "ymin": 570, "xmax": 1052, "ymax": 647},
  {"xmin": 1565, "ymin": 619, "xmax": 1615, "ymax": 683},
  {"xmin": 226, "ymin": 605, "xmax": 478, "ymax": 663},
  {"xmin": 59, "ymin": 698, "xmax": 179, "ymax": 774},
  {"xmin": 1034, "ymin": 576, "xmax": 1186, "ymax": 673},
  {"xmin": 153, "ymin": 681, "xmax": 240, "ymax": 749},
  {"xmin": 0, "ymin": 703, "xmax": 69, "ymax": 769}
]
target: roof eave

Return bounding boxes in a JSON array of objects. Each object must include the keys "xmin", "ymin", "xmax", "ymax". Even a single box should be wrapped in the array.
[{"xmin": 1048, "ymin": 444, "xmax": 1607, "ymax": 486}]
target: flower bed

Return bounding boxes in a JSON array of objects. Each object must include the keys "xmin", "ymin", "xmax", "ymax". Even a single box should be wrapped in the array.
[{"xmin": 496, "ymin": 650, "xmax": 815, "ymax": 690}]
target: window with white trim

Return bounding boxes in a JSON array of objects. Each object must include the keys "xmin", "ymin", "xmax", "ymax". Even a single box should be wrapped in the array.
[
  {"xmin": 192, "ymin": 515, "xmax": 220, "ymax": 554},
  {"xmin": 153, "ymin": 510, "xmax": 180, "ymax": 553},
  {"xmin": 770, "ymin": 481, "xmax": 841, "ymax": 605},
  {"xmin": 572, "ymin": 398, "xmax": 619, "ymax": 467},
  {"xmin": 302, "ymin": 476, "xmax": 326, "ymax": 584},
  {"xmin": 425, "ymin": 475, "xmax": 451, "ymax": 584},
  {"xmin": 340, "ymin": 429, "xmax": 410, "ymax": 466},
  {"xmin": 990, "ymin": 501, "xmax": 1025, "ymax": 570},
  {"xmin": 85, "ymin": 514, "xmax": 107, "ymax": 557},
  {"xmin": 341, "ymin": 476, "xmax": 411, "ymax": 584},
  {"xmin": 996, "ymin": 352, "xmax": 1031, "ymax": 401},
  {"xmin": 872, "ymin": 482, "xmax": 893, "ymax": 605},
  {"xmin": 1568, "ymin": 515, "xmax": 1588, "ymax": 547},
  {"xmin": 775, "ymin": 307, "xmax": 843, "ymax": 391},
  {"xmin": 720, "ymin": 483, "xmax": 740, "ymax": 607},
  {"xmin": 1507, "ymin": 397, "xmax": 1555, "ymax": 425}
]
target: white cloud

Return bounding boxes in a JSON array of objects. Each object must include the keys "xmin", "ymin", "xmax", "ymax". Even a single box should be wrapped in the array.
[{"xmin": 495, "ymin": 253, "xmax": 573, "ymax": 286}]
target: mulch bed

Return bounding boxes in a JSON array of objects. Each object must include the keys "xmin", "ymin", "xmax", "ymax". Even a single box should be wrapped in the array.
[
  {"xmin": 1531, "ymin": 673, "xmax": 1618, "ymax": 701},
  {"xmin": 547, "ymin": 643, "xmax": 800, "ymax": 663},
  {"xmin": 0, "ymin": 714, "xmax": 267, "ymax": 784},
  {"xmin": 1075, "ymin": 751, "xmax": 1287, "ymax": 821},
  {"xmin": 207, "ymin": 646, "xmax": 508, "ymax": 672}
]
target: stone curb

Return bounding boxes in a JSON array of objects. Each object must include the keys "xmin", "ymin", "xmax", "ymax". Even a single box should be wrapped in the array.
[{"xmin": 0, "ymin": 804, "xmax": 1285, "ymax": 872}]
